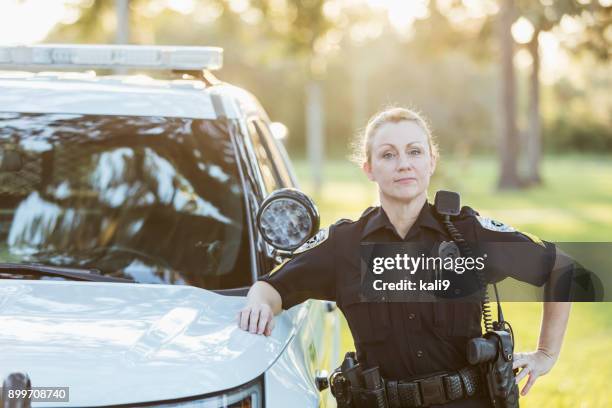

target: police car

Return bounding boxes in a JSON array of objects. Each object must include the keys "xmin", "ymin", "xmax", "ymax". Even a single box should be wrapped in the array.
[{"xmin": 0, "ymin": 45, "xmax": 341, "ymax": 407}]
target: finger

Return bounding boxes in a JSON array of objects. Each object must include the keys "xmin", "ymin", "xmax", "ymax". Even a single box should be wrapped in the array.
[
  {"xmin": 239, "ymin": 308, "xmax": 250, "ymax": 331},
  {"xmin": 512, "ymin": 354, "xmax": 527, "ymax": 370},
  {"xmin": 248, "ymin": 308, "xmax": 261, "ymax": 333},
  {"xmin": 264, "ymin": 318, "xmax": 275, "ymax": 336},
  {"xmin": 257, "ymin": 310, "xmax": 270, "ymax": 334},
  {"xmin": 521, "ymin": 372, "xmax": 538, "ymax": 396},
  {"xmin": 515, "ymin": 366, "xmax": 531, "ymax": 384}
]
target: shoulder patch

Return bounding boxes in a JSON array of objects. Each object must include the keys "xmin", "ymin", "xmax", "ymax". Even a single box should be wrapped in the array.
[
  {"xmin": 476, "ymin": 216, "xmax": 516, "ymax": 232},
  {"xmin": 293, "ymin": 228, "xmax": 329, "ymax": 254},
  {"xmin": 520, "ymin": 231, "xmax": 546, "ymax": 248}
]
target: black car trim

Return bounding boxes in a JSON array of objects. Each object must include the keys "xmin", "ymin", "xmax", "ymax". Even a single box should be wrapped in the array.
[
  {"xmin": 213, "ymin": 286, "xmax": 249, "ymax": 296},
  {"xmin": 228, "ymin": 119, "xmax": 260, "ymax": 285},
  {"xmin": 77, "ymin": 374, "xmax": 265, "ymax": 408}
]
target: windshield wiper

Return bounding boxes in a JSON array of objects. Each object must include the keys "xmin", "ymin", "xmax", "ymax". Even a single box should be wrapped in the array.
[{"xmin": 0, "ymin": 263, "xmax": 135, "ymax": 283}]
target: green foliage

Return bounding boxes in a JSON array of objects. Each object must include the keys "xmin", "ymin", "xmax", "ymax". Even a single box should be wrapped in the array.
[
  {"xmin": 545, "ymin": 116, "xmax": 612, "ymax": 152},
  {"xmin": 46, "ymin": 1, "xmax": 611, "ymax": 156}
]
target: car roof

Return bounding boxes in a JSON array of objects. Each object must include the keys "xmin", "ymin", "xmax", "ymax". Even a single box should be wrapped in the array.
[{"xmin": 0, "ymin": 70, "xmax": 269, "ymax": 121}]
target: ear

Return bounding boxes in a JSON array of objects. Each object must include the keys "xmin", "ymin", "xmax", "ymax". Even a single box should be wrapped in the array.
[
  {"xmin": 362, "ymin": 161, "xmax": 375, "ymax": 182},
  {"xmin": 429, "ymin": 154, "xmax": 437, "ymax": 176}
]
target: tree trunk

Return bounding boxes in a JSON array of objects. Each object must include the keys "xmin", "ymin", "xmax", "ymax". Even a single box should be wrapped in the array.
[
  {"xmin": 497, "ymin": 0, "xmax": 522, "ymax": 190},
  {"xmin": 306, "ymin": 79, "xmax": 324, "ymax": 195},
  {"xmin": 352, "ymin": 46, "xmax": 369, "ymax": 139},
  {"xmin": 525, "ymin": 30, "xmax": 542, "ymax": 185}
]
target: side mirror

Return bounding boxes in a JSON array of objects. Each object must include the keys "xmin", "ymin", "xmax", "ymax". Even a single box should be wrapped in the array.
[{"xmin": 256, "ymin": 188, "xmax": 320, "ymax": 252}]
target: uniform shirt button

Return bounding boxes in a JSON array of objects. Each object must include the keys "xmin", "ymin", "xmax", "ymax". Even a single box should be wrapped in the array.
[
  {"xmin": 416, "ymin": 350, "xmax": 424, "ymax": 358},
  {"xmin": 408, "ymin": 313, "xmax": 416, "ymax": 320}
]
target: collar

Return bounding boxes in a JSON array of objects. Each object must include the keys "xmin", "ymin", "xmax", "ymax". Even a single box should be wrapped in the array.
[{"xmin": 361, "ymin": 201, "xmax": 447, "ymax": 240}]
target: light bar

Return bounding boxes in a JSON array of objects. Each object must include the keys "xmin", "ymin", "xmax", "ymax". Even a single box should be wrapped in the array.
[{"xmin": 0, "ymin": 44, "xmax": 223, "ymax": 71}]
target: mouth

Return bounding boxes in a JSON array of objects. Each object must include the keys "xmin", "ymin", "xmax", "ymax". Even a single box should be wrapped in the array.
[{"xmin": 394, "ymin": 177, "xmax": 417, "ymax": 184}]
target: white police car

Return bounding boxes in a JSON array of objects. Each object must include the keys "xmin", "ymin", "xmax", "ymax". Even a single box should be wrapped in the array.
[{"xmin": 0, "ymin": 45, "xmax": 341, "ymax": 407}]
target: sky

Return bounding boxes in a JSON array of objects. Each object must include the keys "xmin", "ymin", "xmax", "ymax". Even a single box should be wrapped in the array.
[{"xmin": 0, "ymin": 0, "xmax": 601, "ymax": 84}]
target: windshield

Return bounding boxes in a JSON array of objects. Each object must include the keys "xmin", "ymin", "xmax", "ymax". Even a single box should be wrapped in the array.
[{"xmin": 0, "ymin": 113, "xmax": 251, "ymax": 289}]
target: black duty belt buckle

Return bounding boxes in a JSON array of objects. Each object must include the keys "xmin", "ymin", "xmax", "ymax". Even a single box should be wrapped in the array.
[{"xmin": 417, "ymin": 374, "xmax": 447, "ymax": 406}]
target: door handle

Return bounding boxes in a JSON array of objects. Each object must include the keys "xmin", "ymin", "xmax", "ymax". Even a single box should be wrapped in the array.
[{"xmin": 315, "ymin": 369, "xmax": 329, "ymax": 391}]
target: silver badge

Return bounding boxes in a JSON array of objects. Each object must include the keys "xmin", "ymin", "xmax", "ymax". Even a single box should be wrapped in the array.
[
  {"xmin": 476, "ymin": 216, "xmax": 516, "ymax": 232},
  {"xmin": 293, "ymin": 228, "xmax": 329, "ymax": 254}
]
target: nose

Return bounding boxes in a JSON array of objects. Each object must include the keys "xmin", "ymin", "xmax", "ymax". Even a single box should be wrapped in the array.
[{"xmin": 396, "ymin": 152, "xmax": 413, "ymax": 172}]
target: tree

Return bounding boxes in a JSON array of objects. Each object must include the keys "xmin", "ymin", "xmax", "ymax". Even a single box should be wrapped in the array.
[
  {"xmin": 420, "ymin": 0, "xmax": 524, "ymax": 189},
  {"xmin": 517, "ymin": 0, "xmax": 610, "ymax": 185},
  {"xmin": 246, "ymin": 0, "xmax": 335, "ymax": 195},
  {"xmin": 440, "ymin": 0, "xmax": 610, "ymax": 189},
  {"xmin": 498, "ymin": 0, "xmax": 522, "ymax": 189}
]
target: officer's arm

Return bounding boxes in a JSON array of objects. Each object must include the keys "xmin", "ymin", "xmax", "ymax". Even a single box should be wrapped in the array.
[
  {"xmin": 513, "ymin": 302, "xmax": 571, "ymax": 395},
  {"xmin": 237, "ymin": 227, "xmax": 337, "ymax": 336},
  {"xmin": 468, "ymin": 215, "xmax": 556, "ymax": 286},
  {"xmin": 538, "ymin": 301, "xmax": 571, "ymax": 361},
  {"xmin": 246, "ymin": 281, "xmax": 282, "ymax": 315},
  {"xmin": 532, "ymin": 249, "xmax": 574, "ymax": 363},
  {"xmin": 513, "ymin": 250, "xmax": 573, "ymax": 394}
]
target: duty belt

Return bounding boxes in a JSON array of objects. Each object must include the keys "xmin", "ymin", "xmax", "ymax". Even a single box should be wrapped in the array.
[{"xmin": 384, "ymin": 366, "xmax": 483, "ymax": 408}]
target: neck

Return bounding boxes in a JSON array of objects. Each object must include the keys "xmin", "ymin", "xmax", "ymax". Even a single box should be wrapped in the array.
[{"xmin": 379, "ymin": 192, "xmax": 427, "ymax": 239}]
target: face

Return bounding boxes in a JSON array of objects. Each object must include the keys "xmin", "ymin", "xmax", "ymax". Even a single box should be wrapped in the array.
[{"xmin": 362, "ymin": 121, "xmax": 436, "ymax": 203}]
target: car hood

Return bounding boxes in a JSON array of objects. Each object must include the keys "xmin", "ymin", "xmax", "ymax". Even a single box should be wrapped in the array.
[{"xmin": 0, "ymin": 279, "xmax": 301, "ymax": 406}]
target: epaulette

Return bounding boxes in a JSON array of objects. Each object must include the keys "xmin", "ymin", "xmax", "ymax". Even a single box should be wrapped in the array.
[
  {"xmin": 458, "ymin": 205, "xmax": 480, "ymax": 218},
  {"xmin": 332, "ymin": 218, "xmax": 354, "ymax": 228},
  {"xmin": 360, "ymin": 206, "xmax": 377, "ymax": 218}
]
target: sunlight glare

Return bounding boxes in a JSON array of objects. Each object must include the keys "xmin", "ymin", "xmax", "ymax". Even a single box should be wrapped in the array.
[
  {"xmin": 511, "ymin": 16, "xmax": 535, "ymax": 44},
  {"xmin": 0, "ymin": 0, "xmax": 67, "ymax": 45},
  {"xmin": 539, "ymin": 32, "xmax": 569, "ymax": 85},
  {"xmin": 166, "ymin": 0, "xmax": 195, "ymax": 15},
  {"xmin": 387, "ymin": 0, "xmax": 429, "ymax": 34}
]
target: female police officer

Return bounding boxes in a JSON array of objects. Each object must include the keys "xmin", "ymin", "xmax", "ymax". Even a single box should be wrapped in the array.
[{"xmin": 237, "ymin": 107, "xmax": 571, "ymax": 407}]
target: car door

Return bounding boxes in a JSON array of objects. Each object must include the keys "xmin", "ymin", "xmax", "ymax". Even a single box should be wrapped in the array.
[{"xmin": 246, "ymin": 118, "xmax": 341, "ymax": 406}]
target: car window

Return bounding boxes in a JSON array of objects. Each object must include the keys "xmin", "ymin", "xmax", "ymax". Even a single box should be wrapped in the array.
[
  {"xmin": 246, "ymin": 120, "xmax": 282, "ymax": 192},
  {"xmin": 252, "ymin": 120, "xmax": 293, "ymax": 187},
  {"xmin": 0, "ymin": 113, "xmax": 251, "ymax": 289}
]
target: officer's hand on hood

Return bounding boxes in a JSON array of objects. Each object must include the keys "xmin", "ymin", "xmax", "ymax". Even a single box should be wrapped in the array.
[
  {"xmin": 237, "ymin": 302, "xmax": 275, "ymax": 336},
  {"xmin": 237, "ymin": 281, "xmax": 282, "ymax": 336}
]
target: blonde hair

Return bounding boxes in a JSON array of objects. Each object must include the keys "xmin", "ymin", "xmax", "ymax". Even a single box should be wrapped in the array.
[{"xmin": 351, "ymin": 106, "xmax": 439, "ymax": 165}]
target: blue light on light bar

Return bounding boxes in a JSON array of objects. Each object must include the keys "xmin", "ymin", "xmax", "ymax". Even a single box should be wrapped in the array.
[{"xmin": 0, "ymin": 44, "xmax": 223, "ymax": 71}]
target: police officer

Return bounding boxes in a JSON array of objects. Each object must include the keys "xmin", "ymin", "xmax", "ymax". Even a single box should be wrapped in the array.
[{"xmin": 237, "ymin": 107, "xmax": 571, "ymax": 407}]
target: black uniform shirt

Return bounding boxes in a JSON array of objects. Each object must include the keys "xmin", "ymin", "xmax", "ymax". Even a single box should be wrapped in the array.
[{"xmin": 258, "ymin": 200, "xmax": 556, "ymax": 380}]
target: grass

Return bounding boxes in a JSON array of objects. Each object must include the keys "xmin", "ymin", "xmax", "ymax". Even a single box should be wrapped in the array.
[{"xmin": 293, "ymin": 154, "xmax": 612, "ymax": 408}]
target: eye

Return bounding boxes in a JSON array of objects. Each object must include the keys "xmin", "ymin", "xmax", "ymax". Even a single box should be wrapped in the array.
[
  {"xmin": 409, "ymin": 148, "xmax": 422, "ymax": 156},
  {"xmin": 382, "ymin": 151, "xmax": 395, "ymax": 159}
]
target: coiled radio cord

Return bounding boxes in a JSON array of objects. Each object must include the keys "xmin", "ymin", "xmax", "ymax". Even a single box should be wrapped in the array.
[{"xmin": 442, "ymin": 215, "xmax": 494, "ymax": 333}]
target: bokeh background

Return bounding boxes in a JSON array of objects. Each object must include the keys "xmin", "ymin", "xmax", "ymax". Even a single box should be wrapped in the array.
[{"xmin": 1, "ymin": 0, "xmax": 611, "ymax": 406}]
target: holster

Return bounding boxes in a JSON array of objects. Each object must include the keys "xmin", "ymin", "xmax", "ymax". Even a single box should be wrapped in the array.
[
  {"xmin": 330, "ymin": 353, "xmax": 388, "ymax": 408},
  {"xmin": 482, "ymin": 331, "xmax": 520, "ymax": 408}
]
